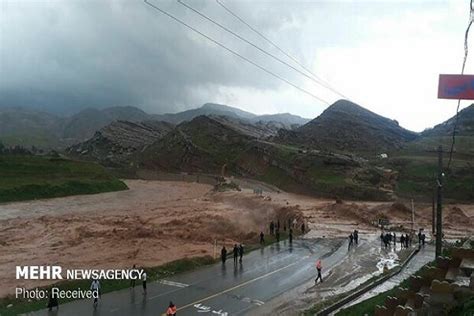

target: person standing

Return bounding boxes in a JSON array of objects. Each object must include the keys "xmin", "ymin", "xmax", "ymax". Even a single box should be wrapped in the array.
[
  {"xmin": 233, "ymin": 244, "xmax": 238, "ymax": 264},
  {"xmin": 221, "ymin": 246, "xmax": 227, "ymax": 264},
  {"xmin": 47, "ymin": 289, "xmax": 58, "ymax": 311},
  {"xmin": 260, "ymin": 232, "xmax": 265, "ymax": 245},
  {"xmin": 90, "ymin": 279, "xmax": 101, "ymax": 307},
  {"xmin": 393, "ymin": 233, "xmax": 397, "ymax": 247},
  {"xmin": 276, "ymin": 228, "xmax": 280, "ymax": 242},
  {"xmin": 130, "ymin": 264, "xmax": 137, "ymax": 288},
  {"xmin": 239, "ymin": 244, "xmax": 244, "ymax": 263},
  {"xmin": 348, "ymin": 233, "xmax": 354, "ymax": 249},
  {"xmin": 166, "ymin": 301, "xmax": 177, "ymax": 316},
  {"xmin": 400, "ymin": 234, "xmax": 405, "ymax": 249},
  {"xmin": 315, "ymin": 260, "xmax": 323, "ymax": 284},
  {"xmin": 142, "ymin": 270, "xmax": 147, "ymax": 295},
  {"xmin": 301, "ymin": 223, "xmax": 305, "ymax": 234},
  {"xmin": 270, "ymin": 221, "xmax": 275, "ymax": 235},
  {"xmin": 354, "ymin": 230, "xmax": 359, "ymax": 245},
  {"xmin": 405, "ymin": 234, "xmax": 410, "ymax": 248},
  {"xmin": 289, "ymin": 228, "xmax": 293, "ymax": 244}
]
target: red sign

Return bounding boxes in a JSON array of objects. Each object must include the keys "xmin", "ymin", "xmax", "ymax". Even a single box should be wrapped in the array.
[{"xmin": 438, "ymin": 74, "xmax": 474, "ymax": 100}]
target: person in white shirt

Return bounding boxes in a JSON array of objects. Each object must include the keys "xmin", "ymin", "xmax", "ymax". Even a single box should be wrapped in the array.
[{"xmin": 90, "ymin": 279, "xmax": 101, "ymax": 307}]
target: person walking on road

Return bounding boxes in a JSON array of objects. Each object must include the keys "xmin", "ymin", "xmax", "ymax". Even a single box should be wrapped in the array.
[
  {"xmin": 393, "ymin": 233, "xmax": 397, "ymax": 247},
  {"xmin": 166, "ymin": 301, "xmax": 177, "ymax": 316},
  {"xmin": 130, "ymin": 264, "xmax": 137, "ymax": 288},
  {"xmin": 405, "ymin": 234, "xmax": 410, "ymax": 248},
  {"xmin": 47, "ymin": 289, "xmax": 59, "ymax": 311},
  {"xmin": 233, "ymin": 244, "xmax": 238, "ymax": 264},
  {"xmin": 348, "ymin": 233, "xmax": 354, "ymax": 249},
  {"xmin": 260, "ymin": 231, "xmax": 265, "ymax": 245},
  {"xmin": 400, "ymin": 234, "xmax": 405, "ymax": 249},
  {"xmin": 315, "ymin": 260, "xmax": 323, "ymax": 284},
  {"xmin": 239, "ymin": 244, "xmax": 244, "ymax": 263},
  {"xmin": 354, "ymin": 230, "xmax": 359, "ymax": 245},
  {"xmin": 221, "ymin": 246, "xmax": 227, "ymax": 264},
  {"xmin": 90, "ymin": 279, "xmax": 101, "ymax": 307},
  {"xmin": 142, "ymin": 270, "xmax": 147, "ymax": 295}
]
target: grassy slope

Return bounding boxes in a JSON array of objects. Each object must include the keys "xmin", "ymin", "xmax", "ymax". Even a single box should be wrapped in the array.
[
  {"xmin": 382, "ymin": 136, "xmax": 474, "ymax": 201},
  {"xmin": 0, "ymin": 155, "xmax": 128, "ymax": 203}
]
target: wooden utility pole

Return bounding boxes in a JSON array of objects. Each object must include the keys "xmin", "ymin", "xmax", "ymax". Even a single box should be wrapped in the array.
[{"xmin": 435, "ymin": 145, "xmax": 443, "ymax": 258}]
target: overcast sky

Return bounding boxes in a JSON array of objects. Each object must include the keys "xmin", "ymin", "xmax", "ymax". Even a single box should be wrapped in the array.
[{"xmin": 0, "ymin": 0, "xmax": 472, "ymax": 131}]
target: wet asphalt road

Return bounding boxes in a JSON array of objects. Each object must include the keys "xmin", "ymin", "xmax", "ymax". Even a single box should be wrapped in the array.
[{"xmin": 28, "ymin": 238, "xmax": 346, "ymax": 316}]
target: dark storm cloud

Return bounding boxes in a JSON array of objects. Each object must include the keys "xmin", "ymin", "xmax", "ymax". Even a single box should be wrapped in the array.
[{"xmin": 0, "ymin": 0, "xmax": 308, "ymax": 115}]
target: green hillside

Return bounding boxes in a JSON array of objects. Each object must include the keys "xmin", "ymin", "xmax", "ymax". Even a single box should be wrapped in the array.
[{"xmin": 0, "ymin": 155, "xmax": 128, "ymax": 203}]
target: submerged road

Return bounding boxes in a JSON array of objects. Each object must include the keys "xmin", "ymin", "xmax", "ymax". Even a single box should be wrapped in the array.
[{"xmin": 28, "ymin": 238, "xmax": 346, "ymax": 316}]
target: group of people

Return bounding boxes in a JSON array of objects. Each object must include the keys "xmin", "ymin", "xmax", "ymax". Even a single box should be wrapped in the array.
[
  {"xmin": 348, "ymin": 230, "xmax": 359, "ymax": 249},
  {"xmin": 380, "ymin": 232, "xmax": 413, "ymax": 249},
  {"xmin": 220, "ymin": 244, "xmax": 244, "ymax": 264}
]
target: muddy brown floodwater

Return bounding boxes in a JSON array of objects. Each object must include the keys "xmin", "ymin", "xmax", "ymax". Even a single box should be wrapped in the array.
[{"xmin": 0, "ymin": 179, "xmax": 472, "ymax": 298}]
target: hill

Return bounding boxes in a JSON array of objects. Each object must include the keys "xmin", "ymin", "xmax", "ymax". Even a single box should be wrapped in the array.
[
  {"xmin": 67, "ymin": 120, "xmax": 174, "ymax": 166},
  {"xmin": 251, "ymin": 113, "xmax": 309, "ymax": 126},
  {"xmin": 60, "ymin": 106, "xmax": 150, "ymax": 142},
  {"xmin": 0, "ymin": 107, "xmax": 64, "ymax": 148},
  {"xmin": 277, "ymin": 100, "xmax": 418, "ymax": 153},
  {"xmin": 0, "ymin": 104, "xmax": 308, "ymax": 149},
  {"xmin": 152, "ymin": 103, "xmax": 256, "ymax": 124},
  {"xmin": 422, "ymin": 104, "xmax": 474, "ymax": 137},
  {"xmin": 138, "ymin": 115, "xmax": 254, "ymax": 173},
  {"xmin": 137, "ymin": 115, "xmax": 395, "ymax": 200},
  {"xmin": 0, "ymin": 106, "xmax": 153, "ymax": 149}
]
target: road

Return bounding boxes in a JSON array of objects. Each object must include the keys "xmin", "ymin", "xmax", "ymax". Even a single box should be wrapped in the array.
[{"xmin": 28, "ymin": 238, "xmax": 346, "ymax": 316}]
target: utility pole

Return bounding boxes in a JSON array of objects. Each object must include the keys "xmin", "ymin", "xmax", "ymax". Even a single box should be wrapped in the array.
[
  {"xmin": 432, "ymin": 179, "xmax": 436, "ymax": 235},
  {"xmin": 435, "ymin": 145, "xmax": 443, "ymax": 258}
]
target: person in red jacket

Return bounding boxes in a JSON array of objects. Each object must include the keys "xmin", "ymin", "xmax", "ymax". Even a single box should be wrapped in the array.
[
  {"xmin": 315, "ymin": 260, "xmax": 323, "ymax": 284},
  {"xmin": 166, "ymin": 301, "xmax": 177, "ymax": 316}
]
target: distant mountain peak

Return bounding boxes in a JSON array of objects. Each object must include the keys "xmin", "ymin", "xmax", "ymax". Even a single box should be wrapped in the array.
[{"xmin": 278, "ymin": 99, "xmax": 418, "ymax": 152}]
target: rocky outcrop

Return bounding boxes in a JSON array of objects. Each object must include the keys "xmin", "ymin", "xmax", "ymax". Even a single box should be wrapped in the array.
[{"xmin": 67, "ymin": 120, "xmax": 173, "ymax": 166}]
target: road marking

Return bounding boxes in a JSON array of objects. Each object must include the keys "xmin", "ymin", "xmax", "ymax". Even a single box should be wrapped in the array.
[
  {"xmin": 158, "ymin": 280, "xmax": 189, "ymax": 288},
  {"xmin": 253, "ymin": 299, "xmax": 265, "ymax": 306},
  {"xmin": 160, "ymin": 256, "xmax": 309, "ymax": 316}
]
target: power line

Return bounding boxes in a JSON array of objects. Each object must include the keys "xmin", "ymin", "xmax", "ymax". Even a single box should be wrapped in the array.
[
  {"xmin": 215, "ymin": 0, "xmax": 348, "ymax": 100},
  {"xmin": 176, "ymin": 0, "xmax": 345, "ymax": 100},
  {"xmin": 143, "ymin": 0, "xmax": 329, "ymax": 105},
  {"xmin": 447, "ymin": 0, "xmax": 474, "ymax": 170}
]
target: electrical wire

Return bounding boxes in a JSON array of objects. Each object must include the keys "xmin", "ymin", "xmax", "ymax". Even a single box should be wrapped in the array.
[
  {"xmin": 215, "ymin": 0, "xmax": 349, "ymax": 100},
  {"xmin": 177, "ymin": 0, "xmax": 345, "ymax": 100},
  {"xmin": 143, "ymin": 0, "xmax": 329, "ymax": 105},
  {"xmin": 447, "ymin": 0, "xmax": 474, "ymax": 170}
]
